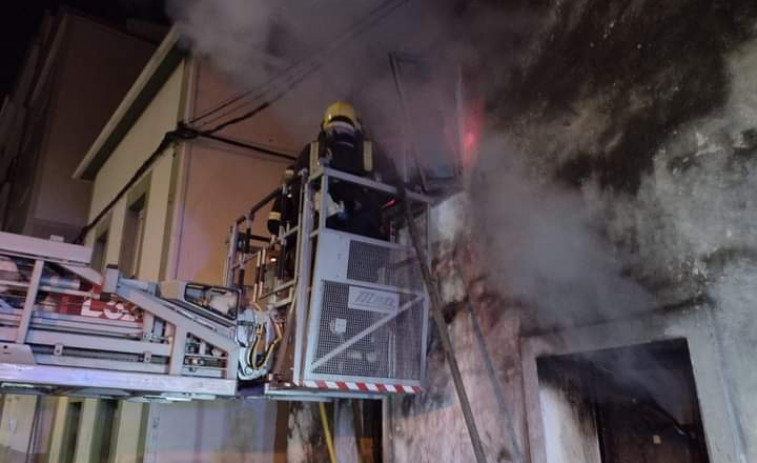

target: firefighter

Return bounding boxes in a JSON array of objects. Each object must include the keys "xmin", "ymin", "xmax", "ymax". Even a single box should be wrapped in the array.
[
  {"xmin": 267, "ymin": 101, "xmax": 390, "ymax": 239},
  {"xmin": 266, "ymin": 166, "xmax": 296, "ymax": 236}
]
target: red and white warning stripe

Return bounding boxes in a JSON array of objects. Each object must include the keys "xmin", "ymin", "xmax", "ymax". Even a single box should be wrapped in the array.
[{"xmin": 303, "ymin": 380, "xmax": 422, "ymax": 394}]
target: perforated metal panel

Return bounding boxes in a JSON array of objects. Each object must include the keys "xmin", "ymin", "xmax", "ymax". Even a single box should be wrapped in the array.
[
  {"xmin": 347, "ymin": 241, "xmax": 423, "ymax": 290},
  {"xmin": 302, "ymin": 231, "xmax": 427, "ymax": 386},
  {"xmin": 311, "ymin": 281, "xmax": 424, "ymax": 380}
]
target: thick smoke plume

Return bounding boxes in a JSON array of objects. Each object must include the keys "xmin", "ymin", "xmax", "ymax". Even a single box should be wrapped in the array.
[
  {"xmin": 168, "ymin": 0, "xmax": 656, "ymax": 329},
  {"xmin": 168, "ymin": 0, "xmax": 457, "ymax": 148},
  {"xmin": 163, "ymin": 1, "xmax": 757, "ymax": 460},
  {"xmin": 468, "ymin": 137, "xmax": 655, "ymax": 329}
]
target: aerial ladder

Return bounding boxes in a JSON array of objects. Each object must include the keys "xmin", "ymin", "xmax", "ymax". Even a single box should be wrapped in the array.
[
  {"xmin": 0, "ymin": 161, "xmax": 432, "ymax": 402},
  {"xmin": 0, "ymin": 232, "xmax": 238, "ymax": 401}
]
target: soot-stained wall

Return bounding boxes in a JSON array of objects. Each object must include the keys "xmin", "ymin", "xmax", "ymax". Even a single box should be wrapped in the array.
[{"xmin": 389, "ymin": 1, "xmax": 757, "ymax": 462}]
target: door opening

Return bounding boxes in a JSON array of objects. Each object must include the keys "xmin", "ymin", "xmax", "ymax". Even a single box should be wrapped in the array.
[{"xmin": 536, "ymin": 339, "xmax": 710, "ymax": 463}]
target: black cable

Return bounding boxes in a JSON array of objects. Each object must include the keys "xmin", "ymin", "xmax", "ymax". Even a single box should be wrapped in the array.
[
  {"xmin": 190, "ymin": 0, "xmax": 406, "ymax": 126},
  {"xmin": 76, "ymin": 0, "xmax": 409, "ymax": 244},
  {"xmin": 195, "ymin": 131, "xmax": 297, "ymax": 162},
  {"xmin": 202, "ymin": 93, "xmax": 281, "ymax": 135},
  {"xmin": 189, "ymin": 88, "xmax": 257, "ymax": 126},
  {"xmin": 74, "ymin": 124, "xmax": 298, "ymax": 244},
  {"xmin": 189, "ymin": 0, "xmax": 408, "ymax": 130},
  {"xmin": 74, "ymin": 126, "xmax": 197, "ymax": 244}
]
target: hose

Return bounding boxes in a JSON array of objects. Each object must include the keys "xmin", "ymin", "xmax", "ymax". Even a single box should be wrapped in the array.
[
  {"xmin": 319, "ymin": 402, "xmax": 338, "ymax": 463},
  {"xmin": 248, "ymin": 320, "xmax": 283, "ymax": 369}
]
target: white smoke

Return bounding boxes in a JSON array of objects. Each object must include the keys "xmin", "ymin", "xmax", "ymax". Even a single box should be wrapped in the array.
[
  {"xmin": 164, "ymin": 1, "xmax": 757, "ymax": 460},
  {"xmin": 468, "ymin": 136, "xmax": 655, "ymax": 330},
  {"xmin": 167, "ymin": 0, "xmax": 458, "ymax": 148},
  {"xmin": 168, "ymin": 0, "xmax": 656, "ymax": 329}
]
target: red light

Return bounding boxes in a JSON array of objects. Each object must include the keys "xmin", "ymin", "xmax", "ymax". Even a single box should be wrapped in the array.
[{"xmin": 464, "ymin": 131, "xmax": 477, "ymax": 149}]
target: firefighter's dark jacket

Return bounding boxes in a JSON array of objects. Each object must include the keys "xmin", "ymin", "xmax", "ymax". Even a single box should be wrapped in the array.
[{"xmin": 267, "ymin": 131, "xmax": 394, "ymax": 237}]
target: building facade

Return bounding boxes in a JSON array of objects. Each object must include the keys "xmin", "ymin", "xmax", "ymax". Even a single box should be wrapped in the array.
[
  {"xmin": 63, "ymin": 29, "xmax": 293, "ymax": 463},
  {"xmin": 0, "ymin": 10, "xmax": 156, "ymax": 243},
  {"xmin": 0, "ymin": 22, "xmax": 297, "ymax": 461}
]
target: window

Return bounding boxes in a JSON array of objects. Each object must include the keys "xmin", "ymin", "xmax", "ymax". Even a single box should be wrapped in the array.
[
  {"xmin": 91, "ymin": 400, "xmax": 118, "ymax": 463},
  {"xmin": 91, "ymin": 230, "xmax": 108, "ymax": 272},
  {"xmin": 120, "ymin": 194, "xmax": 147, "ymax": 278},
  {"xmin": 536, "ymin": 340, "xmax": 710, "ymax": 463},
  {"xmin": 60, "ymin": 400, "xmax": 82, "ymax": 463}
]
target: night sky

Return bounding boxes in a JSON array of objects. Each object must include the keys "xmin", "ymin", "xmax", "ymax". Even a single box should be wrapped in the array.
[{"xmin": 0, "ymin": 0, "xmax": 167, "ymax": 99}]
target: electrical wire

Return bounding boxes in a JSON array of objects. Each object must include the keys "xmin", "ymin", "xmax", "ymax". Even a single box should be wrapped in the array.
[
  {"xmin": 76, "ymin": 0, "xmax": 411, "ymax": 243},
  {"xmin": 190, "ymin": 0, "xmax": 407, "ymax": 127},
  {"xmin": 74, "ymin": 123, "xmax": 302, "ymax": 243},
  {"xmin": 74, "ymin": 127, "xmax": 192, "ymax": 243},
  {"xmin": 202, "ymin": 92, "xmax": 285, "ymax": 136},
  {"xmin": 195, "ymin": 131, "xmax": 297, "ymax": 161},
  {"xmin": 190, "ymin": 0, "xmax": 409, "ymax": 133}
]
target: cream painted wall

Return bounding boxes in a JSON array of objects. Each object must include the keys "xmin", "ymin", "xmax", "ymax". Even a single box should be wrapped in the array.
[
  {"xmin": 111, "ymin": 402, "xmax": 146, "ymax": 463},
  {"xmin": 72, "ymin": 399, "xmax": 99, "ymax": 463},
  {"xmin": 88, "ymin": 62, "xmax": 184, "ymax": 222},
  {"xmin": 61, "ymin": 56, "xmax": 291, "ymax": 463},
  {"xmin": 175, "ymin": 142, "xmax": 289, "ymax": 285},
  {"xmin": 38, "ymin": 372, "xmax": 145, "ymax": 463},
  {"xmin": 138, "ymin": 154, "xmax": 174, "ymax": 281},
  {"xmin": 143, "ymin": 400, "xmax": 280, "ymax": 463},
  {"xmin": 191, "ymin": 60, "xmax": 302, "ymax": 153},
  {"xmin": 105, "ymin": 200, "xmax": 127, "ymax": 268},
  {"xmin": 171, "ymin": 59, "xmax": 299, "ymax": 285},
  {"xmin": 70, "ymin": 59, "xmax": 186, "ymax": 463},
  {"xmin": 139, "ymin": 60, "xmax": 289, "ymax": 463},
  {"xmin": 83, "ymin": 198, "xmax": 127, "ymax": 268},
  {"xmin": 45, "ymin": 397, "xmax": 70, "ymax": 463},
  {"xmin": 86, "ymin": 62, "xmax": 185, "ymax": 281},
  {"xmin": 0, "ymin": 395, "xmax": 38, "ymax": 462}
]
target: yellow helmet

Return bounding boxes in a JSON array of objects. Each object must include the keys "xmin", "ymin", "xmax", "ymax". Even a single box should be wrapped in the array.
[{"xmin": 322, "ymin": 101, "xmax": 359, "ymax": 131}]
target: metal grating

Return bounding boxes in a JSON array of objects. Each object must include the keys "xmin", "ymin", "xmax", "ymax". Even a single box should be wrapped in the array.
[
  {"xmin": 311, "ymin": 281, "xmax": 424, "ymax": 381},
  {"xmin": 346, "ymin": 241, "xmax": 422, "ymax": 290}
]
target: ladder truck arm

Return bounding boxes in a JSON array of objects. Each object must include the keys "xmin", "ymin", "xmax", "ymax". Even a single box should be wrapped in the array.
[
  {"xmin": 0, "ymin": 232, "xmax": 237, "ymax": 401},
  {"xmin": 0, "ymin": 165, "xmax": 434, "ymax": 403}
]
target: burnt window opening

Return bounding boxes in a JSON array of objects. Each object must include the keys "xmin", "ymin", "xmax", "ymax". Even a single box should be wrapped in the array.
[{"xmin": 536, "ymin": 339, "xmax": 710, "ymax": 463}]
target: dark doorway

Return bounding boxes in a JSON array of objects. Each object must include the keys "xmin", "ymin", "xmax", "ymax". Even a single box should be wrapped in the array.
[
  {"xmin": 60, "ymin": 400, "xmax": 82, "ymax": 463},
  {"xmin": 537, "ymin": 339, "xmax": 710, "ymax": 463}
]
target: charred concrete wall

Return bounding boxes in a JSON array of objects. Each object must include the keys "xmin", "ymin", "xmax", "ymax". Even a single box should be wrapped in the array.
[
  {"xmin": 388, "ymin": 2, "xmax": 757, "ymax": 462},
  {"xmin": 386, "ymin": 196, "xmax": 529, "ymax": 462}
]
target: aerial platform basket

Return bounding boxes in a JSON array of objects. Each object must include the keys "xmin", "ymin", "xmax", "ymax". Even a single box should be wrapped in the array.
[{"xmin": 228, "ymin": 166, "xmax": 432, "ymax": 400}]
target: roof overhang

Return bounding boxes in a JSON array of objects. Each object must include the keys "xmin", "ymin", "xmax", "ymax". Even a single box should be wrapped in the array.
[{"xmin": 73, "ymin": 27, "xmax": 184, "ymax": 181}]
